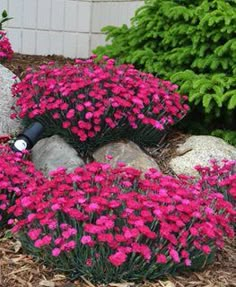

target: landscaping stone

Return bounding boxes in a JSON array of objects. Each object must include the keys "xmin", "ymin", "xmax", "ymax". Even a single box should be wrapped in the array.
[
  {"xmin": 93, "ymin": 140, "xmax": 160, "ymax": 173},
  {"xmin": 0, "ymin": 64, "xmax": 21, "ymax": 135},
  {"xmin": 32, "ymin": 135, "xmax": 84, "ymax": 175},
  {"xmin": 170, "ymin": 135, "xmax": 236, "ymax": 177}
]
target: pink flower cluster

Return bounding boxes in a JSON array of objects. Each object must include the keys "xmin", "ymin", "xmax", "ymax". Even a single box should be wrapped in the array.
[
  {"xmin": 12, "ymin": 56, "xmax": 189, "ymax": 152},
  {"xmin": 195, "ymin": 160, "xmax": 236, "ymax": 203},
  {"xmin": 0, "ymin": 31, "xmax": 13, "ymax": 61},
  {"xmin": 0, "ymin": 145, "xmax": 43, "ymax": 227},
  {"xmin": 8, "ymin": 161, "xmax": 235, "ymax": 279}
]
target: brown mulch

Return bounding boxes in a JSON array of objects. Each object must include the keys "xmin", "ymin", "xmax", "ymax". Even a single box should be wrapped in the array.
[
  {"xmin": 144, "ymin": 131, "xmax": 190, "ymax": 175},
  {"xmin": 1, "ymin": 54, "xmax": 236, "ymax": 287},
  {"xmin": 3, "ymin": 53, "xmax": 74, "ymax": 79}
]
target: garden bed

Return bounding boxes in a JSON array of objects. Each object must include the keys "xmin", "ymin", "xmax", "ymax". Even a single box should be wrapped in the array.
[{"xmin": 1, "ymin": 53, "xmax": 235, "ymax": 287}]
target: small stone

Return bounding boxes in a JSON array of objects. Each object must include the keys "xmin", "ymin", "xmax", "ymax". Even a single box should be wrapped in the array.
[
  {"xmin": 170, "ymin": 135, "xmax": 236, "ymax": 177},
  {"xmin": 0, "ymin": 64, "xmax": 21, "ymax": 134},
  {"xmin": 93, "ymin": 140, "xmax": 160, "ymax": 173},
  {"xmin": 32, "ymin": 135, "xmax": 84, "ymax": 175}
]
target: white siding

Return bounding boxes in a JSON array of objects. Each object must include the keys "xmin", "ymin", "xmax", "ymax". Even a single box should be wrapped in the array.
[{"xmin": 1, "ymin": 0, "xmax": 143, "ymax": 58}]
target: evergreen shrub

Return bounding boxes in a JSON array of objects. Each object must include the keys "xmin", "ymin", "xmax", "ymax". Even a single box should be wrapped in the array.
[{"xmin": 94, "ymin": 0, "xmax": 236, "ymax": 127}]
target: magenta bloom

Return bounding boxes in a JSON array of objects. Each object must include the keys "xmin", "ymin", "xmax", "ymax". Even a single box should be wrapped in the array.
[
  {"xmin": 12, "ymin": 56, "xmax": 189, "ymax": 154},
  {"xmin": 109, "ymin": 251, "xmax": 127, "ymax": 267},
  {"xmin": 0, "ymin": 31, "xmax": 13, "ymax": 61}
]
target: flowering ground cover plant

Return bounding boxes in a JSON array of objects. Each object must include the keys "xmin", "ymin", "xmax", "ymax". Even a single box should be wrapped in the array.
[
  {"xmin": 0, "ymin": 30, "xmax": 13, "ymax": 62},
  {"xmin": 8, "ymin": 161, "xmax": 235, "ymax": 283},
  {"xmin": 195, "ymin": 160, "xmax": 236, "ymax": 205},
  {"xmin": 0, "ymin": 145, "xmax": 44, "ymax": 229},
  {"xmin": 12, "ymin": 56, "xmax": 189, "ymax": 155}
]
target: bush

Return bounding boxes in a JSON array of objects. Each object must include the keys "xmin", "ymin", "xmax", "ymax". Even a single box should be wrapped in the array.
[
  {"xmin": 9, "ymin": 162, "xmax": 235, "ymax": 283},
  {"xmin": 0, "ymin": 145, "xmax": 43, "ymax": 229},
  {"xmin": 94, "ymin": 0, "xmax": 236, "ymax": 127},
  {"xmin": 12, "ymin": 57, "xmax": 189, "ymax": 155}
]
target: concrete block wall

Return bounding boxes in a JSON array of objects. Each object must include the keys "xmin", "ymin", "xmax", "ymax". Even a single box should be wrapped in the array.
[{"xmin": 0, "ymin": 0, "xmax": 143, "ymax": 58}]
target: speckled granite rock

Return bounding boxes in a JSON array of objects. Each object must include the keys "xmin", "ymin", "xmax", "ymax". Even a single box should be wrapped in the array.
[
  {"xmin": 0, "ymin": 64, "xmax": 21, "ymax": 135},
  {"xmin": 170, "ymin": 135, "xmax": 236, "ymax": 177},
  {"xmin": 32, "ymin": 135, "xmax": 84, "ymax": 175},
  {"xmin": 93, "ymin": 140, "xmax": 160, "ymax": 173}
]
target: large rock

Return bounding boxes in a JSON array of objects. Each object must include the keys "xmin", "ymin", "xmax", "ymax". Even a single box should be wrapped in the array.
[
  {"xmin": 170, "ymin": 135, "xmax": 236, "ymax": 177},
  {"xmin": 32, "ymin": 135, "xmax": 84, "ymax": 175},
  {"xmin": 0, "ymin": 64, "xmax": 21, "ymax": 134},
  {"xmin": 93, "ymin": 140, "xmax": 160, "ymax": 173}
]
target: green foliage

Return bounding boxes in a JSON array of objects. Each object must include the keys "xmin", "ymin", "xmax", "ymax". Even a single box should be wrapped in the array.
[
  {"xmin": 211, "ymin": 129, "xmax": 236, "ymax": 146},
  {"xmin": 94, "ymin": 0, "xmax": 236, "ymax": 123},
  {"xmin": 0, "ymin": 10, "xmax": 12, "ymax": 30}
]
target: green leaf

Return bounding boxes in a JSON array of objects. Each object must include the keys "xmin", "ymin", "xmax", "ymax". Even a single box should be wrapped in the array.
[
  {"xmin": 203, "ymin": 94, "xmax": 213, "ymax": 108},
  {"xmin": 2, "ymin": 10, "xmax": 8, "ymax": 18},
  {"xmin": 228, "ymin": 94, "xmax": 236, "ymax": 109}
]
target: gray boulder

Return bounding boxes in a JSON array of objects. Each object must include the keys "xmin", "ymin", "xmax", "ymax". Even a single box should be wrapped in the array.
[
  {"xmin": 93, "ymin": 140, "xmax": 160, "ymax": 173},
  {"xmin": 170, "ymin": 135, "xmax": 236, "ymax": 177},
  {"xmin": 0, "ymin": 64, "xmax": 21, "ymax": 135},
  {"xmin": 32, "ymin": 135, "xmax": 84, "ymax": 175}
]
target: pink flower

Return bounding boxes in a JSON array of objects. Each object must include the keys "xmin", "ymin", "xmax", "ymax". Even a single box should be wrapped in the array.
[
  {"xmin": 106, "ymin": 154, "xmax": 113, "ymax": 160},
  {"xmin": 169, "ymin": 249, "xmax": 180, "ymax": 263},
  {"xmin": 52, "ymin": 248, "xmax": 61, "ymax": 257},
  {"xmin": 41, "ymin": 235, "xmax": 52, "ymax": 246},
  {"xmin": 85, "ymin": 112, "xmax": 93, "ymax": 119},
  {"xmin": 109, "ymin": 251, "xmax": 127, "ymax": 267},
  {"xmin": 86, "ymin": 258, "xmax": 93, "ymax": 267},
  {"xmin": 132, "ymin": 243, "xmax": 151, "ymax": 260},
  {"xmin": 21, "ymin": 196, "xmax": 32, "ymax": 207},
  {"xmin": 202, "ymin": 245, "xmax": 211, "ymax": 254},
  {"xmin": 66, "ymin": 109, "xmax": 75, "ymax": 119},
  {"xmin": 185, "ymin": 259, "xmax": 192, "ymax": 266},
  {"xmin": 62, "ymin": 121, "xmax": 71, "ymax": 128},
  {"xmin": 156, "ymin": 254, "xmax": 167, "ymax": 264},
  {"xmin": 81, "ymin": 235, "xmax": 93, "ymax": 245},
  {"xmin": 28, "ymin": 228, "xmax": 42, "ymax": 240}
]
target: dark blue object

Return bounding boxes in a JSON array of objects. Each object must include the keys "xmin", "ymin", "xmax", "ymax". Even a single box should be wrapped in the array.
[{"xmin": 12, "ymin": 122, "xmax": 44, "ymax": 152}]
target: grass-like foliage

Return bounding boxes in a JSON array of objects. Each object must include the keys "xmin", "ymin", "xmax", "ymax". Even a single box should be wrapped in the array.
[
  {"xmin": 94, "ymin": 0, "xmax": 236, "ymax": 124},
  {"xmin": 8, "ymin": 161, "xmax": 235, "ymax": 283},
  {"xmin": 12, "ymin": 57, "xmax": 189, "ymax": 155}
]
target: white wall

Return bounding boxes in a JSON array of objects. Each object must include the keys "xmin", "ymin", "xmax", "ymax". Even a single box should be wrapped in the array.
[{"xmin": 0, "ymin": 0, "xmax": 143, "ymax": 58}]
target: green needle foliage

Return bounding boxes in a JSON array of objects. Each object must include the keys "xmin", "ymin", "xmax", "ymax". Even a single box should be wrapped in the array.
[{"xmin": 94, "ymin": 0, "xmax": 236, "ymax": 131}]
